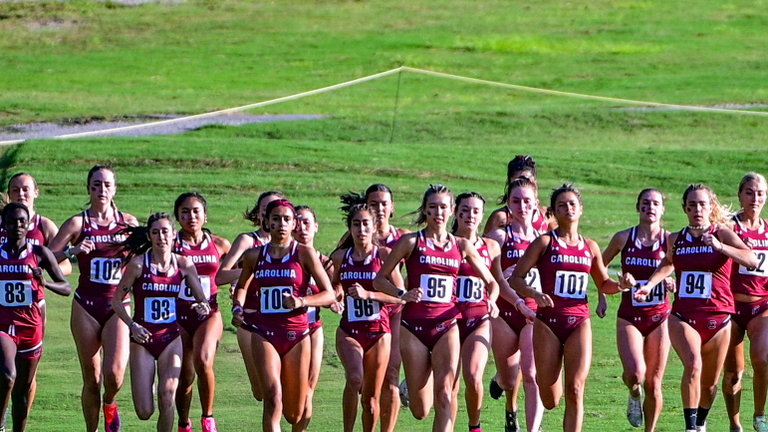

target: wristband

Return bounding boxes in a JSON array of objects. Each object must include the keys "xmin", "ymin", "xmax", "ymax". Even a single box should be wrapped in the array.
[
  {"xmin": 64, "ymin": 247, "xmax": 73, "ymax": 259},
  {"xmin": 397, "ymin": 289, "xmax": 406, "ymax": 298},
  {"xmin": 301, "ymin": 297, "xmax": 308, "ymax": 308},
  {"xmin": 232, "ymin": 305, "xmax": 243, "ymax": 314},
  {"xmin": 129, "ymin": 321, "xmax": 138, "ymax": 331}
]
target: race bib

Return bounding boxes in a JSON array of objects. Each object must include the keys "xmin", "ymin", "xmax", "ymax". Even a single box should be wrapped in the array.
[
  {"xmin": 179, "ymin": 276, "xmax": 211, "ymax": 301},
  {"xmin": 346, "ymin": 296, "xmax": 382, "ymax": 322},
  {"xmin": 0, "ymin": 280, "xmax": 32, "ymax": 307},
  {"xmin": 419, "ymin": 274, "xmax": 454, "ymax": 303},
  {"xmin": 144, "ymin": 297, "xmax": 176, "ymax": 324},
  {"xmin": 456, "ymin": 276, "xmax": 484, "ymax": 303},
  {"xmin": 553, "ymin": 271, "xmax": 589, "ymax": 299},
  {"xmin": 90, "ymin": 257, "xmax": 122, "ymax": 285},
  {"xmin": 526, "ymin": 268, "xmax": 542, "ymax": 292},
  {"xmin": 739, "ymin": 250, "xmax": 768, "ymax": 277},
  {"xmin": 679, "ymin": 271, "xmax": 713, "ymax": 299},
  {"xmin": 631, "ymin": 279, "xmax": 666, "ymax": 307},
  {"xmin": 260, "ymin": 286, "xmax": 293, "ymax": 314}
]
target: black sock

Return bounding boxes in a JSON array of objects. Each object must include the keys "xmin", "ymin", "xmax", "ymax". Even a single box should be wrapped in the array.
[
  {"xmin": 696, "ymin": 407, "xmax": 710, "ymax": 426},
  {"xmin": 683, "ymin": 408, "xmax": 697, "ymax": 430},
  {"xmin": 469, "ymin": 423, "xmax": 480, "ymax": 431},
  {"xmin": 506, "ymin": 410, "xmax": 518, "ymax": 428}
]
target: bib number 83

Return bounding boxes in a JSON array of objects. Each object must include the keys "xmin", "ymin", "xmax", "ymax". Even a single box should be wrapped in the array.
[{"xmin": 0, "ymin": 280, "xmax": 32, "ymax": 307}]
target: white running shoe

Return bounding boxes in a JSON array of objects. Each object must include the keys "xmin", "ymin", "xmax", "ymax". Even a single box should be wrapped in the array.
[
  {"xmin": 696, "ymin": 422, "xmax": 707, "ymax": 432},
  {"xmin": 399, "ymin": 380, "xmax": 410, "ymax": 408},
  {"xmin": 627, "ymin": 388, "xmax": 643, "ymax": 428},
  {"xmin": 755, "ymin": 416, "xmax": 768, "ymax": 432}
]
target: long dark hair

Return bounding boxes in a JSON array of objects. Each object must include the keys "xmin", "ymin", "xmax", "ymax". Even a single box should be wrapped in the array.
[
  {"xmin": 243, "ymin": 191, "xmax": 286, "ymax": 226},
  {"xmin": 407, "ymin": 184, "xmax": 453, "ymax": 226},
  {"xmin": 336, "ymin": 203, "xmax": 376, "ymax": 252},
  {"xmin": 506, "ymin": 155, "xmax": 537, "ymax": 185},
  {"xmin": 451, "ymin": 192, "xmax": 485, "ymax": 234},
  {"xmin": 115, "ymin": 212, "xmax": 175, "ymax": 267},
  {"xmin": 340, "ymin": 183, "xmax": 395, "ymax": 217}
]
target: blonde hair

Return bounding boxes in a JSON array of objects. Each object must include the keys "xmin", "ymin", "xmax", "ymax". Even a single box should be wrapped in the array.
[
  {"xmin": 738, "ymin": 172, "xmax": 768, "ymax": 194},
  {"xmin": 682, "ymin": 184, "xmax": 733, "ymax": 228}
]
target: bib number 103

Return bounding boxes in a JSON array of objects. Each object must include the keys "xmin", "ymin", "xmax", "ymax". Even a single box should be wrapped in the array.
[{"xmin": 554, "ymin": 271, "xmax": 588, "ymax": 299}]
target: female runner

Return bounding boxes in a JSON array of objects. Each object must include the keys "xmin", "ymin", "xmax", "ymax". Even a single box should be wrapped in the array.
[
  {"xmin": 602, "ymin": 188, "xmax": 672, "ymax": 431},
  {"xmin": 511, "ymin": 184, "xmax": 631, "ymax": 432},
  {"xmin": 333, "ymin": 203, "xmax": 410, "ymax": 432},
  {"xmin": 0, "ymin": 172, "xmax": 72, "ymax": 430},
  {"xmin": 485, "ymin": 178, "xmax": 546, "ymax": 432},
  {"xmin": 341, "ymin": 183, "xmax": 409, "ymax": 432},
  {"xmin": 483, "ymin": 155, "xmax": 550, "ymax": 235},
  {"xmin": 721, "ymin": 173, "xmax": 768, "ymax": 432},
  {"xmin": 173, "ymin": 193, "xmax": 230, "ymax": 432},
  {"xmin": 374, "ymin": 184, "xmax": 500, "ymax": 432},
  {"xmin": 217, "ymin": 190, "xmax": 284, "ymax": 401},
  {"xmin": 292, "ymin": 205, "xmax": 334, "ymax": 432},
  {"xmin": 49, "ymin": 165, "xmax": 138, "ymax": 432},
  {"xmin": 111, "ymin": 212, "xmax": 210, "ymax": 432},
  {"xmin": 0, "ymin": 203, "xmax": 70, "ymax": 431},
  {"xmin": 231, "ymin": 199, "xmax": 335, "ymax": 431},
  {"xmin": 633, "ymin": 184, "xmax": 757, "ymax": 432},
  {"xmin": 452, "ymin": 191, "xmax": 533, "ymax": 432}
]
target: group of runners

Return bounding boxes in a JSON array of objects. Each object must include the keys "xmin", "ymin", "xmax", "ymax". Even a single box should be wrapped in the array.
[{"xmin": 0, "ymin": 159, "xmax": 766, "ymax": 432}]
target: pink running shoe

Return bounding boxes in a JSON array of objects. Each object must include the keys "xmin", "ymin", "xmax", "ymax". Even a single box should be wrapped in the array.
[
  {"xmin": 178, "ymin": 424, "xmax": 192, "ymax": 432},
  {"xmin": 201, "ymin": 417, "xmax": 217, "ymax": 432},
  {"xmin": 103, "ymin": 403, "xmax": 121, "ymax": 432}
]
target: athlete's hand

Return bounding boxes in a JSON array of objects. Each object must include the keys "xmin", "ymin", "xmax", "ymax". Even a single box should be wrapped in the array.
[
  {"xmin": 502, "ymin": 264, "xmax": 516, "ymax": 279},
  {"xmin": 330, "ymin": 301, "xmax": 345, "ymax": 314},
  {"xmin": 488, "ymin": 300, "xmax": 500, "ymax": 319},
  {"xmin": 192, "ymin": 301, "xmax": 211, "ymax": 317},
  {"xmin": 619, "ymin": 272, "xmax": 636, "ymax": 291},
  {"xmin": 348, "ymin": 283, "xmax": 369, "ymax": 300},
  {"xmin": 517, "ymin": 302, "xmax": 536, "ymax": 321},
  {"xmin": 702, "ymin": 232, "xmax": 723, "ymax": 252},
  {"xmin": 129, "ymin": 322, "xmax": 151, "ymax": 344},
  {"xmin": 282, "ymin": 293, "xmax": 303, "ymax": 310},
  {"xmin": 595, "ymin": 296, "xmax": 608, "ymax": 319},
  {"xmin": 402, "ymin": 288, "xmax": 422, "ymax": 303},
  {"xmin": 533, "ymin": 292, "xmax": 554, "ymax": 308},
  {"xmin": 71, "ymin": 239, "xmax": 95, "ymax": 255},
  {"xmin": 664, "ymin": 277, "xmax": 677, "ymax": 293},
  {"xmin": 633, "ymin": 284, "xmax": 651, "ymax": 301},
  {"xmin": 231, "ymin": 306, "xmax": 244, "ymax": 327},
  {"xmin": 32, "ymin": 267, "xmax": 46, "ymax": 285}
]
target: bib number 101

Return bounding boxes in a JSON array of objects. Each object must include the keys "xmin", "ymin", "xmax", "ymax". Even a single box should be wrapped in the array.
[{"xmin": 554, "ymin": 271, "xmax": 588, "ymax": 299}]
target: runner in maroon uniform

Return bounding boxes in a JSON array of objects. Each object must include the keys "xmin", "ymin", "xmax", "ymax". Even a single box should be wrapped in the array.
[
  {"xmin": 633, "ymin": 184, "xmax": 757, "ymax": 432},
  {"xmin": 217, "ymin": 190, "xmax": 284, "ymax": 402},
  {"xmin": 0, "ymin": 203, "xmax": 69, "ymax": 432},
  {"xmin": 485, "ymin": 178, "xmax": 545, "ymax": 432},
  {"xmin": 602, "ymin": 188, "xmax": 673, "ymax": 431},
  {"xmin": 231, "ymin": 200, "xmax": 334, "ymax": 432},
  {"xmin": 721, "ymin": 173, "xmax": 768, "ymax": 432},
  {"xmin": 374, "ymin": 184, "xmax": 499, "ymax": 432},
  {"xmin": 172, "ymin": 193, "xmax": 229, "ymax": 432},
  {"xmin": 49, "ymin": 165, "xmax": 138, "ymax": 432},
  {"xmin": 111, "ymin": 212, "xmax": 210, "ymax": 432},
  {"xmin": 340, "ymin": 183, "xmax": 409, "ymax": 432},
  {"xmin": 332, "ymin": 203, "xmax": 409, "ymax": 432},
  {"xmin": 511, "ymin": 184, "xmax": 631, "ymax": 432},
  {"xmin": 291, "ymin": 205, "xmax": 335, "ymax": 432},
  {"xmin": 484, "ymin": 155, "xmax": 551, "ymax": 235},
  {"xmin": 451, "ymin": 192, "xmax": 526, "ymax": 432}
]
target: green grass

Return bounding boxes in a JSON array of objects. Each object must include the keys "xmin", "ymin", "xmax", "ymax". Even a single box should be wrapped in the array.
[{"xmin": 1, "ymin": 0, "xmax": 768, "ymax": 430}]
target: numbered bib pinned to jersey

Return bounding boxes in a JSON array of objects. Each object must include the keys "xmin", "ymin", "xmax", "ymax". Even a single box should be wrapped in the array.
[
  {"xmin": 456, "ymin": 276, "xmax": 484, "ymax": 303},
  {"xmin": 632, "ymin": 279, "xmax": 666, "ymax": 307},
  {"xmin": 526, "ymin": 268, "xmax": 542, "ymax": 293},
  {"xmin": 144, "ymin": 297, "xmax": 176, "ymax": 324},
  {"xmin": 179, "ymin": 276, "xmax": 211, "ymax": 301},
  {"xmin": 554, "ymin": 271, "xmax": 588, "ymax": 299},
  {"xmin": 260, "ymin": 286, "xmax": 293, "ymax": 314},
  {"xmin": 419, "ymin": 274, "xmax": 454, "ymax": 303},
  {"xmin": 90, "ymin": 258, "xmax": 122, "ymax": 285},
  {"xmin": 0, "ymin": 280, "xmax": 33, "ymax": 307},
  {"xmin": 346, "ymin": 296, "xmax": 382, "ymax": 322},
  {"xmin": 679, "ymin": 271, "xmax": 713, "ymax": 299},
  {"xmin": 739, "ymin": 251, "xmax": 768, "ymax": 277}
]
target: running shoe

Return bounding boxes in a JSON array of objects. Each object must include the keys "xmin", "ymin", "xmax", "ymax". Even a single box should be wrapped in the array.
[
  {"xmin": 399, "ymin": 380, "xmax": 410, "ymax": 408},
  {"xmin": 627, "ymin": 388, "xmax": 643, "ymax": 427},
  {"xmin": 489, "ymin": 377, "xmax": 503, "ymax": 400},
  {"xmin": 755, "ymin": 416, "xmax": 768, "ymax": 432},
  {"xmin": 696, "ymin": 422, "xmax": 707, "ymax": 432},
  {"xmin": 469, "ymin": 428, "xmax": 482, "ymax": 432},
  {"xmin": 104, "ymin": 403, "xmax": 121, "ymax": 432},
  {"xmin": 505, "ymin": 410, "xmax": 519, "ymax": 432},
  {"xmin": 178, "ymin": 424, "xmax": 192, "ymax": 432},
  {"xmin": 201, "ymin": 417, "xmax": 217, "ymax": 432}
]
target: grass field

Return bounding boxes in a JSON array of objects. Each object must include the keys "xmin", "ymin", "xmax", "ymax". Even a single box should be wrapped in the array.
[{"xmin": 2, "ymin": 0, "xmax": 768, "ymax": 431}]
